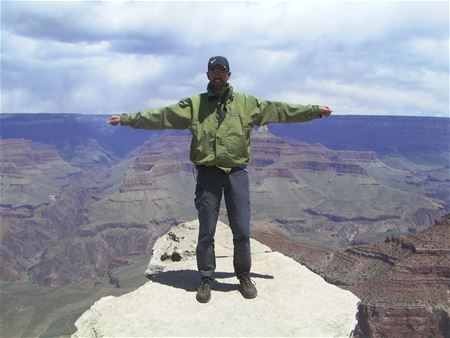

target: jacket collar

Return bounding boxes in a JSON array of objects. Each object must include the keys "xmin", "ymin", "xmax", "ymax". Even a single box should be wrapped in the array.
[{"xmin": 207, "ymin": 83, "xmax": 234, "ymax": 103}]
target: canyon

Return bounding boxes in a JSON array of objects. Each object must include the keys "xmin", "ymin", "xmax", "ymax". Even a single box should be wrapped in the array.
[
  {"xmin": 0, "ymin": 113, "xmax": 448, "ymax": 336},
  {"xmin": 255, "ymin": 213, "xmax": 450, "ymax": 338}
]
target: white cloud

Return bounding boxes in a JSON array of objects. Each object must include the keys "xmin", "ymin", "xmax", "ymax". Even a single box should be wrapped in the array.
[
  {"xmin": 1, "ymin": 88, "xmax": 58, "ymax": 113},
  {"xmin": 1, "ymin": 1, "xmax": 448, "ymax": 117},
  {"xmin": 305, "ymin": 78, "xmax": 447, "ymax": 115}
]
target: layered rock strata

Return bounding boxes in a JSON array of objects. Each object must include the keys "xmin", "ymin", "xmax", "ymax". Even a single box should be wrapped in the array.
[
  {"xmin": 248, "ymin": 128, "xmax": 445, "ymax": 244},
  {"xmin": 2, "ymin": 129, "xmax": 445, "ymax": 286},
  {"xmin": 0, "ymin": 139, "xmax": 85, "ymax": 282},
  {"xmin": 255, "ymin": 213, "xmax": 450, "ymax": 338}
]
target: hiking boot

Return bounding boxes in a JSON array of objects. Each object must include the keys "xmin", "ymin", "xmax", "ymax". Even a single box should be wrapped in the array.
[
  {"xmin": 196, "ymin": 277, "xmax": 213, "ymax": 303},
  {"xmin": 238, "ymin": 273, "xmax": 257, "ymax": 299}
]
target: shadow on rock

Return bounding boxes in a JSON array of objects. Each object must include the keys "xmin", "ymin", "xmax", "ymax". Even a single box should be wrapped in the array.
[{"xmin": 150, "ymin": 269, "xmax": 274, "ymax": 292}]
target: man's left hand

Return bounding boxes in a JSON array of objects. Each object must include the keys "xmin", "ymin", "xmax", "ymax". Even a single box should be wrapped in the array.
[{"xmin": 320, "ymin": 106, "xmax": 332, "ymax": 117}]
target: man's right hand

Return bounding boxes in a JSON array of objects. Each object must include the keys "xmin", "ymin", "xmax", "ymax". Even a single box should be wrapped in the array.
[
  {"xmin": 107, "ymin": 115, "xmax": 121, "ymax": 126},
  {"xmin": 319, "ymin": 106, "xmax": 332, "ymax": 117}
]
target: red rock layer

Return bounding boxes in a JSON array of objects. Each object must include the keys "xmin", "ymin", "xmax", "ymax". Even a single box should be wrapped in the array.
[{"xmin": 255, "ymin": 213, "xmax": 450, "ymax": 338}]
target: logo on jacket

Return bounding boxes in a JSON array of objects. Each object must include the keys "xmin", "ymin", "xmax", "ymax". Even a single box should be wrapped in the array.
[{"xmin": 231, "ymin": 112, "xmax": 238, "ymax": 117}]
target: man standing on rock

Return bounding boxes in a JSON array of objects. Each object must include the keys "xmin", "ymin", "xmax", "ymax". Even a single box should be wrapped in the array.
[{"xmin": 108, "ymin": 56, "xmax": 332, "ymax": 303}]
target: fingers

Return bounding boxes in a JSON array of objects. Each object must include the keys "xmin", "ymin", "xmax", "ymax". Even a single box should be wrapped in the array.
[
  {"xmin": 107, "ymin": 115, "xmax": 120, "ymax": 125},
  {"xmin": 320, "ymin": 106, "xmax": 333, "ymax": 117}
]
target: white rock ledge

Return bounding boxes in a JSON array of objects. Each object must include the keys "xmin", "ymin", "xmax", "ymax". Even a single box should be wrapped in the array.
[{"xmin": 73, "ymin": 220, "xmax": 360, "ymax": 337}]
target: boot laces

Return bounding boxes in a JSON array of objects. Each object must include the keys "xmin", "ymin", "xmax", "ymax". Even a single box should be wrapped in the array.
[
  {"xmin": 240, "ymin": 274, "xmax": 255, "ymax": 287},
  {"xmin": 200, "ymin": 278, "xmax": 212, "ymax": 291}
]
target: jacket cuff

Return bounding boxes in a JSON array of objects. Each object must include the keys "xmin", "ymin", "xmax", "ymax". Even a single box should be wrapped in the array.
[
  {"xmin": 120, "ymin": 113, "xmax": 131, "ymax": 126},
  {"xmin": 312, "ymin": 105, "xmax": 322, "ymax": 119}
]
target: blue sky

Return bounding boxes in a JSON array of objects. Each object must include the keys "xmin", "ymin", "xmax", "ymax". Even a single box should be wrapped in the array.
[{"xmin": 1, "ymin": 0, "xmax": 449, "ymax": 117}]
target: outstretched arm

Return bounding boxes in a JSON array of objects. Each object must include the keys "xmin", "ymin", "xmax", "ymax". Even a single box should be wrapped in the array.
[
  {"xmin": 106, "ymin": 97, "xmax": 193, "ymax": 130},
  {"xmin": 252, "ymin": 96, "xmax": 332, "ymax": 126}
]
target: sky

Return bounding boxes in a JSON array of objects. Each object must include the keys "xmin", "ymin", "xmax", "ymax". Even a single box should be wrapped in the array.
[{"xmin": 1, "ymin": 0, "xmax": 449, "ymax": 117}]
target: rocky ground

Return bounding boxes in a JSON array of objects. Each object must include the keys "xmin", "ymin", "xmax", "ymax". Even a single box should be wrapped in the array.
[
  {"xmin": 73, "ymin": 220, "xmax": 360, "ymax": 337},
  {"xmin": 255, "ymin": 213, "xmax": 450, "ymax": 338}
]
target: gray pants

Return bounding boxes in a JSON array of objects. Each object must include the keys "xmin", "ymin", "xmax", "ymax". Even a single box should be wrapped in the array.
[{"xmin": 194, "ymin": 166, "xmax": 251, "ymax": 279}]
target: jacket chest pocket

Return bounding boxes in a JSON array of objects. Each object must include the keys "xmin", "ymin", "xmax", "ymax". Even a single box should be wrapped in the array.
[
  {"xmin": 219, "ymin": 112, "xmax": 251, "ymax": 156},
  {"xmin": 236, "ymin": 112, "xmax": 252, "ymax": 138},
  {"xmin": 221, "ymin": 112, "xmax": 245, "ymax": 137}
]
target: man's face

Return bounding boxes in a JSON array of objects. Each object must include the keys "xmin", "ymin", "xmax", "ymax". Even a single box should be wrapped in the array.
[{"xmin": 207, "ymin": 65, "xmax": 231, "ymax": 89}]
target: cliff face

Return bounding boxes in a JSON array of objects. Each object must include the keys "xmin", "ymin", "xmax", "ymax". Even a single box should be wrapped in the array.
[
  {"xmin": 0, "ymin": 138, "xmax": 182, "ymax": 286},
  {"xmin": 1, "ymin": 127, "xmax": 446, "ymax": 286},
  {"xmin": 350, "ymin": 215, "xmax": 450, "ymax": 338},
  {"xmin": 0, "ymin": 138, "xmax": 81, "ymax": 207},
  {"xmin": 0, "ymin": 139, "xmax": 86, "ymax": 282},
  {"xmin": 68, "ymin": 138, "xmax": 118, "ymax": 172},
  {"xmin": 72, "ymin": 220, "xmax": 360, "ymax": 337},
  {"xmin": 248, "ymin": 129, "xmax": 445, "ymax": 246},
  {"xmin": 269, "ymin": 115, "xmax": 450, "ymax": 166},
  {"xmin": 255, "ymin": 213, "xmax": 450, "ymax": 338},
  {"xmin": 1, "ymin": 115, "xmax": 448, "ymax": 337}
]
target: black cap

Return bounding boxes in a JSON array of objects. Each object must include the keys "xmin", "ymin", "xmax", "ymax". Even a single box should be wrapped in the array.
[{"xmin": 208, "ymin": 56, "xmax": 230, "ymax": 71}]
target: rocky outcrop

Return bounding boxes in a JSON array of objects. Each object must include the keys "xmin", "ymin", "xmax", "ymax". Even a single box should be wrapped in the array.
[
  {"xmin": 1, "ymin": 114, "xmax": 448, "ymax": 336},
  {"xmin": 27, "ymin": 218, "xmax": 177, "ymax": 287},
  {"xmin": 285, "ymin": 160, "xmax": 368, "ymax": 175},
  {"xmin": 334, "ymin": 150, "xmax": 380, "ymax": 162},
  {"xmin": 0, "ymin": 138, "xmax": 62, "ymax": 166},
  {"xmin": 254, "ymin": 167, "xmax": 299, "ymax": 184},
  {"xmin": 1, "ymin": 129, "xmax": 445, "ymax": 287},
  {"xmin": 0, "ymin": 139, "xmax": 86, "ymax": 282},
  {"xmin": 69, "ymin": 138, "xmax": 118, "ymax": 172},
  {"xmin": 73, "ymin": 220, "xmax": 360, "ymax": 337},
  {"xmin": 256, "ymin": 214, "xmax": 450, "ymax": 338},
  {"xmin": 247, "ymin": 128, "xmax": 445, "ymax": 245},
  {"xmin": 0, "ymin": 138, "xmax": 174, "ymax": 287},
  {"xmin": 354, "ymin": 302, "xmax": 450, "ymax": 338},
  {"xmin": 112, "ymin": 135, "xmax": 193, "ymax": 193},
  {"xmin": 0, "ymin": 139, "xmax": 81, "ymax": 206}
]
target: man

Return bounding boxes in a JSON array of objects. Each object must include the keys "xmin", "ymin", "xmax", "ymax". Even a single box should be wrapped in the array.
[{"xmin": 108, "ymin": 56, "xmax": 332, "ymax": 303}]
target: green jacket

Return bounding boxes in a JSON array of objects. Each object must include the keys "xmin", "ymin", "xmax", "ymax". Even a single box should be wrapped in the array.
[{"xmin": 120, "ymin": 84, "xmax": 322, "ymax": 169}]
